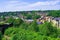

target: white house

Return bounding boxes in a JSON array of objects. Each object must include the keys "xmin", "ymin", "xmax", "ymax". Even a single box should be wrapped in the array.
[{"xmin": 51, "ymin": 18, "xmax": 60, "ymax": 28}]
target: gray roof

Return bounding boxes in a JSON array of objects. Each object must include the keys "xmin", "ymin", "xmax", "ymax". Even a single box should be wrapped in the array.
[
  {"xmin": 37, "ymin": 22, "xmax": 43, "ymax": 24},
  {"xmin": 54, "ymin": 18, "xmax": 60, "ymax": 20}
]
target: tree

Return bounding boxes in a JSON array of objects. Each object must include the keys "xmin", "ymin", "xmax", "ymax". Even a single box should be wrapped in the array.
[
  {"xmin": 28, "ymin": 20, "xmax": 39, "ymax": 32},
  {"xmin": 48, "ymin": 10, "xmax": 60, "ymax": 17},
  {"xmin": 13, "ymin": 18, "xmax": 23, "ymax": 26},
  {"xmin": 26, "ymin": 14, "xmax": 32, "ymax": 19},
  {"xmin": 33, "ymin": 15, "xmax": 41, "ymax": 19},
  {"xmin": 20, "ymin": 22, "xmax": 29, "ymax": 30},
  {"xmin": 4, "ymin": 27, "xmax": 38, "ymax": 40},
  {"xmin": 38, "ymin": 22, "xmax": 57, "ymax": 37},
  {"xmin": 57, "ymin": 29, "xmax": 60, "ymax": 38},
  {"xmin": 4, "ymin": 26, "xmax": 59, "ymax": 40},
  {"xmin": 1, "ymin": 16, "xmax": 5, "ymax": 21},
  {"xmin": 38, "ymin": 22, "xmax": 50, "ymax": 36},
  {"xmin": 6, "ymin": 17, "xmax": 14, "ymax": 23}
]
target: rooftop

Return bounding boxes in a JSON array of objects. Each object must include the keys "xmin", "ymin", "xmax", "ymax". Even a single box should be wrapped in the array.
[{"xmin": 54, "ymin": 17, "xmax": 60, "ymax": 21}]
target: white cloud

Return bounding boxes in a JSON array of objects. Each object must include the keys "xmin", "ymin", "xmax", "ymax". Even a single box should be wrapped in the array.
[{"xmin": 0, "ymin": 0, "xmax": 60, "ymax": 12}]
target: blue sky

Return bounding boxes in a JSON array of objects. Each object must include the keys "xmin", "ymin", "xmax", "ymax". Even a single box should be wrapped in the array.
[{"xmin": 0, "ymin": 0, "xmax": 60, "ymax": 12}]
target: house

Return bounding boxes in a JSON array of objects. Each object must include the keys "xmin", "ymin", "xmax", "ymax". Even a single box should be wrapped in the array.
[
  {"xmin": 12, "ymin": 16, "xmax": 19, "ymax": 19},
  {"xmin": 24, "ymin": 19, "xmax": 34, "ymax": 23},
  {"xmin": 37, "ymin": 16, "xmax": 52, "ymax": 23},
  {"xmin": 37, "ymin": 18, "xmax": 45, "ymax": 24},
  {"xmin": 51, "ymin": 18, "xmax": 60, "ymax": 28}
]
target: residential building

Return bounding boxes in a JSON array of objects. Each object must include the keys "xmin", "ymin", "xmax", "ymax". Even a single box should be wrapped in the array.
[{"xmin": 51, "ymin": 18, "xmax": 60, "ymax": 28}]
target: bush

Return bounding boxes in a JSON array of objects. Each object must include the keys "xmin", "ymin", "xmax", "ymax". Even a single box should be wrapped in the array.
[
  {"xmin": 2, "ymin": 37, "xmax": 6, "ymax": 40},
  {"xmin": 4, "ymin": 27, "xmax": 19, "ymax": 36}
]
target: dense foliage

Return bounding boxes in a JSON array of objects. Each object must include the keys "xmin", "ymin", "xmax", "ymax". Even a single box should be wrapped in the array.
[
  {"xmin": 22, "ymin": 11, "xmax": 41, "ymax": 19},
  {"xmin": 4, "ymin": 27, "xmax": 60, "ymax": 40},
  {"xmin": 38, "ymin": 22, "xmax": 57, "ymax": 38},
  {"xmin": 48, "ymin": 10, "xmax": 60, "ymax": 17},
  {"xmin": 1, "ymin": 20, "xmax": 60, "ymax": 40}
]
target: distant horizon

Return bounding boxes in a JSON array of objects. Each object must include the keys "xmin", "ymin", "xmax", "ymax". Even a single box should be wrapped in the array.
[
  {"xmin": 0, "ymin": 9, "xmax": 60, "ymax": 12},
  {"xmin": 0, "ymin": 9, "xmax": 60, "ymax": 13},
  {"xmin": 0, "ymin": 0, "xmax": 60, "ymax": 12}
]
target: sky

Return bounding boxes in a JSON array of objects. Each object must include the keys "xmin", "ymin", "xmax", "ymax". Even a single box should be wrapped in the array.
[{"xmin": 0, "ymin": 0, "xmax": 60, "ymax": 12}]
